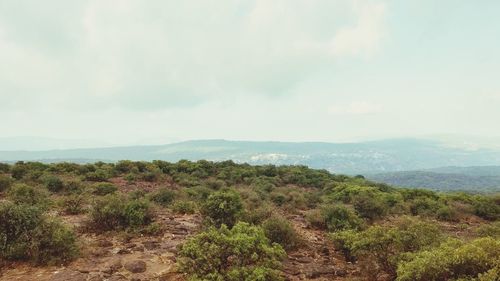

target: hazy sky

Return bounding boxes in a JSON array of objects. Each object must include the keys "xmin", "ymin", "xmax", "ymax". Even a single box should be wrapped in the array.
[{"xmin": 1, "ymin": 0, "xmax": 499, "ymax": 146}]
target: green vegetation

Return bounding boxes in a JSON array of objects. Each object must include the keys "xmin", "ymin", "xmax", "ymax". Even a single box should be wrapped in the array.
[
  {"xmin": 0, "ymin": 175, "xmax": 13, "ymax": 192},
  {"xmin": 89, "ymin": 195, "xmax": 154, "ymax": 231},
  {"xmin": 396, "ymin": 237, "xmax": 500, "ymax": 281},
  {"xmin": 92, "ymin": 182, "xmax": 118, "ymax": 196},
  {"xmin": 307, "ymin": 205, "xmax": 364, "ymax": 232},
  {"xmin": 0, "ymin": 202, "xmax": 78, "ymax": 265},
  {"xmin": 171, "ymin": 200, "xmax": 197, "ymax": 214},
  {"xmin": 262, "ymin": 216, "xmax": 301, "ymax": 251},
  {"xmin": 149, "ymin": 187, "xmax": 176, "ymax": 206},
  {"xmin": 201, "ymin": 189, "xmax": 243, "ymax": 227},
  {"xmin": 178, "ymin": 222, "xmax": 286, "ymax": 281},
  {"xmin": 0, "ymin": 160, "xmax": 498, "ymax": 280},
  {"xmin": 331, "ymin": 217, "xmax": 444, "ymax": 278}
]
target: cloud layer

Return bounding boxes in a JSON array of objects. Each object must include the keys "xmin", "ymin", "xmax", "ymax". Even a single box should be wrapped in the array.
[
  {"xmin": 1, "ymin": 0, "xmax": 500, "ymax": 144},
  {"xmin": 0, "ymin": 0, "xmax": 386, "ymax": 111}
]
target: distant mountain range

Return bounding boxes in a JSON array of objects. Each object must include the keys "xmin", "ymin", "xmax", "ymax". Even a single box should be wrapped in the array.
[{"xmin": 2, "ymin": 138, "xmax": 500, "ymax": 176}]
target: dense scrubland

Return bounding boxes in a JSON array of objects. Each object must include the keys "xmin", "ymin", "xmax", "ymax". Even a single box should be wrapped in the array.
[{"xmin": 0, "ymin": 160, "xmax": 499, "ymax": 280}]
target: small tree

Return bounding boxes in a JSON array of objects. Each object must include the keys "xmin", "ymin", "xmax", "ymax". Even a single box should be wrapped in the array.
[
  {"xmin": 42, "ymin": 175, "xmax": 65, "ymax": 193},
  {"xmin": 0, "ymin": 202, "xmax": 78, "ymax": 265},
  {"xmin": 0, "ymin": 175, "xmax": 13, "ymax": 192},
  {"xmin": 178, "ymin": 222, "xmax": 286, "ymax": 281},
  {"xmin": 262, "ymin": 216, "xmax": 301, "ymax": 251},
  {"xmin": 201, "ymin": 190, "xmax": 243, "ymax": 227}
]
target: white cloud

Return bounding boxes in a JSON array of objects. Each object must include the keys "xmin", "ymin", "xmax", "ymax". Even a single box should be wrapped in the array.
[
  {"xmin": 330, "ymin": 0, "xmax": 387, "ymax": 57},
  {"xmin": 0, "ymin": 0, "xmax": 389, "ymax": 111}
]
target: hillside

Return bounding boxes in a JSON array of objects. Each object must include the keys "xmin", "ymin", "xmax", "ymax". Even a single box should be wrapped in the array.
[
  {"xmin": 0, "ymin": 160, "xmax": 498, "ymax": 281},
  {"xmin": 369, "ymin": 166, "xmax": 500, "ymax": 192},
  {"xmin": 3, "ymin": 139, "xmax": 500, "ymax": 175}
]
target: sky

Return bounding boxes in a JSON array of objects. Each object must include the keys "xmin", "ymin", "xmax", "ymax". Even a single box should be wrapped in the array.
[{"xmin": 1, "ymin": 0, "xmax": 500, "ymax": 147}]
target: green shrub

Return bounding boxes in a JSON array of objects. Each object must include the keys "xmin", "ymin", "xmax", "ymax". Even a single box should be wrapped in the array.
[
  {"xmin": 178, "ymin": 222, "xmax": 285, "ymax": 281},
  {"xmin": 90, "ymin": 195, "xmax": 153, "ymax": 231},
  {"xmin": 436, "ymin": 205, "xmax": 459, "ymax": 222},
  {"xmin": 84, "ymin": 169, "xmax": 110, "ymax": 182},
  {"xmin": 42, "ymin": 175, "xmax": 65, "ymax": 193},
  {"xmin": 61, "ymin": 195, "xmax": 86, "ymax": 215},
  {"xmin": 270, "ymin": 191, "xmax": 287, "ymax": 206},
  {"xmin": 11, "ymin": 164, "xmax": 28, "ymax": 180},
  {"xmin": 323, "ymin": 205, "xmax": 364, "ymax": 232},
  {"xmin": 472, "ymin": 197, "xmax": 500, "ymax": 221},
  {"xmin": 123, "ymin": 199, "xmax": 154, "ymax": 228},
  {"xmin": 184, "ymin": 185, "xmax": 213, "ymax": 201},
  {"xmin": 408, "ymin": 197, "xmax": 442, "ymax": 216},
  {"xmin": 475, "ymin": 222, "xmax": 500, "ymax": 238},
  {"xmin": 305, "ymin": 209, "xmax": 326, "ymax": 229},
  {"xmin": 0, "ymin": 163, "xmax": 9, "ymax": 173},
  {"xmin": 129, "ymin": 189, "xmax": 147, "ymax": 200},
  {"xmin": 30, "ymin": 218, "xmax": 79, "ymax": 265},
  {"xmin": 0, "ymin": 202, "xmax": 78, "ymax": 265},
  {"xmin": 124, "ymin": 173, "xmax": 137, "ymax": 183},
  {"xmin": 0, "ymin": 175, "xmax": 13, "ymax": 192},
  {"xmin": 172, "ymin": 201, "xmax": 197, "ymax": 214},
  {"xmin": 306, "ymin": 205, "xmax": 364, "ymax": 232},
  {"xmin": 92, "ymin": 182, "xmax": 117, "ymax": 196},
  {"xmin": 262, "ymin": 216, "xmax": 301, "ymax": 251},
  {"xmin": 201, "ymin": 189, "xmax": 243, "ymax": 227},
  {"xmin": 242, "ymin": 204, "xmax": 274, "ymax": 225},
  {"xmin": 396, "ymin": 238, "xmax": 500, "ymax": 281},
  {"xmin": 149, "ymin": 188, "xmax": 176, "ymax": 206},
  {"xmin": 7, "ymin": 184, "xmax": 49, "ymax": 207},
  {"xmin": 353, "ymin": 194, "xmax": 388, "ymax": 220},
  {"xmin": 141, "ymin": 222, "xmax": 164, "ymax": 236},
  {"xmin": 65, "ymin": 180, "xmax": 84, "ymax": 194},
  {"xmin": 331, "ymin": 217, "xmax": 443, "ymax": 278}
]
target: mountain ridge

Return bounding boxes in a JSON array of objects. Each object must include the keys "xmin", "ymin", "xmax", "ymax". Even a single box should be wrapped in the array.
[{"xmin": 2, "ymin": 138, "xmax": 500, "ymax": 176}]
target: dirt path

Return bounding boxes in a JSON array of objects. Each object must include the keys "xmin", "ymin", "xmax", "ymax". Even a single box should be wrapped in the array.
[{"xmin": 282, "ymin": 212, "xmax": 359, "ymax": 281}]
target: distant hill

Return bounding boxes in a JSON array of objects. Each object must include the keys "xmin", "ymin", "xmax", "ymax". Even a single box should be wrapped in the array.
[
  {"xmin": 3, "ymin": 139, "xmax": 500, "ymax": 176},
  {"xmin": 368, "ymin": 166, "xmax": 500, "ymax": 192}
]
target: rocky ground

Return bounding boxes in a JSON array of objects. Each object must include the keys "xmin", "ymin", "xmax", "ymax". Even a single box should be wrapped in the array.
[
  {"xmin": 0, "ymin": 211, "xmax": 200, "ymax": 281},
  {"xmin": 0, "ymin": 211, "xmax": 361, "ymax": 281},
  {"xmin": 282, "ymin": 212, "xmax": 359, "ymax": 281},
  {"xmin": 0, "ymin": 178, "xmax": 360, "ymax": 281}
]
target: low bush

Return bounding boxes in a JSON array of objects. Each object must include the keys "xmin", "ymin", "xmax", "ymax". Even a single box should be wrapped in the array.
[
  {"xmin": 201, "ymin": 189, "xmax": 243, "ymax": 227},
  {"xmin": 89, "ymin": 195, "xmax": 154, "ymax": 231},
  {"xmin": 472, "ymin": 197, "xmax": 500, "ymax": 221},
  {"xmin": 61, "ymin": 195, "xmax": 86, "ymax": 215},
  {"xmin": 353, "ymin": 194, "xmax": 388, "ymax": 220},
  {"xmin": 172, "ymin": 201, "xmax": 197, "ymax": 214},
  {"xmin": 408, "ymin": 197, "xmax": 443, "ymax": 216},
  {"xmin": 0, "ymin": 202, "xmax": 78, "ymax": 265},
  {"xmin": 0, "ymin": 175, "xmax": 13, "ymax": 192},
  {"xmin": 262, "ymin": 216, "xmax": 301, "ymax": 251},
  {"xmin": 475, "ymin": 222, "xmax": 500, "ymax": 238},
  {"xmin": 0, "ymin": 163, "xmax": 9, "ymax": 173},
  {"xmin": 65, "ymin": 180, "xmax": 84, "ymax": 194},
  {"xmin": 178, "ymin": 222, "xmax": 286, "ymax": 281},
  {"xmin": 7, "ymin": 184, "xmax": 49, "ymax": 208},
  {"xmin": 323, "ymin": 205, "xmax": 364, "ymax": 232},
  {"xmin": 84, "ymin": 169, "xmax": 110, "ymax": 182},
  {"xmin": 42, "ymin": 175, "xmax": 65, "ymax": 193},
  {"xmin": 436, "ymin": 205, "xmax": 459, "ymax": 222},
  {"xmin": 396, "ymin": 237, "xmax": 500, "ymax": 281},
  {"xmin": 92, "ymin": 183, "xmax": 117, "ymax": 196},
  {"xmin": 149, "ymin": 188, "xmax": 176, "ymax": 206},
  {"xmin": 242, "ymin": 204, "xmax": 274, "ymax": 225},
  {"xmin": 307, "ymin": 205, "xmax": 364, "ymax": 232},
  {"xmin": 331, "ymin": 217, "xmax": 443, "ymax": 278}
]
